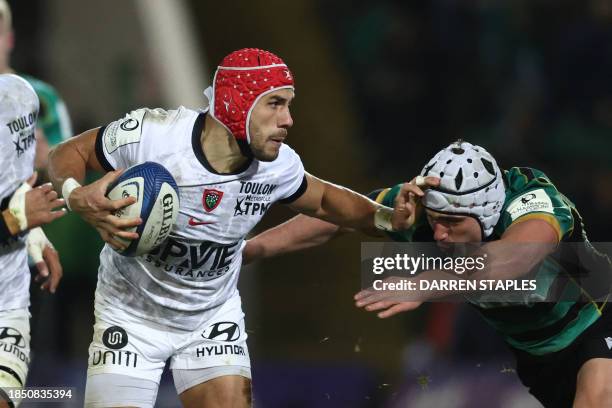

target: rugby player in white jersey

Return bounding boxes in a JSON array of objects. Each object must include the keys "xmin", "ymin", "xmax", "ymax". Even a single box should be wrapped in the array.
[
  {"xmin": 0, "ymin": 74, "xmax": 65, "ymax": 408},
  {"xmin": 48, "ymin": 48, "xmax": 414, "ymax": 408}
]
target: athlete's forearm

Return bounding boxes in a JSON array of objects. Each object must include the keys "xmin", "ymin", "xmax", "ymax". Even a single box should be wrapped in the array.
[
  {"xmin": 326, "ymin": 185, "xmax": 379, "ymax": 229},
  {"xmin": 470, "ymin": 239, "xmax": 556, "ymax": 281},
  {"xmin": 469, "ymin": 219, "xmax": 558, "ymax": 281},
  {"xmin": 390, "ymin": 242, "xmax": 554, "ymax": 303},
  {"xmin": 246, "ymin": 215, "xmax": 345, "ymax": 263},
  {"xmin": 289, "ymin": 174, "xmax": 386, "ymax": 232},
  {"xmin": 407, "ymin": 236, "xmax": 556, "ymax": 302},
  {"xmin": 311, "ymin": 181, "xmax": 380, "ymax": 231},
  {"xmin": 48, "ymin": 128, "xmax": 102, "ymax": 193}
]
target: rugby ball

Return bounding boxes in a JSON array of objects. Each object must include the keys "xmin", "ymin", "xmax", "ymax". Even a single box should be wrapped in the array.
[{"xmin": 106, "ymin": 162, "xmax": 179, "ymax": 256}]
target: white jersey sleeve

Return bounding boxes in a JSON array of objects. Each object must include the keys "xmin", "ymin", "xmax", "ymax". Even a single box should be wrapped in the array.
[
  {"xmin": 274, "ymin": 145, "xmax": 307, "ymax": 204},
  {"xmin": 95, "ymin": 109, "xmax": 149, "ymax": 170}
]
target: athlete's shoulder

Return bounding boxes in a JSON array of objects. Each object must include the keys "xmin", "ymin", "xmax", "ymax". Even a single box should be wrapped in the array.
[
  {"xmin": 278, "ymin": 142, "xmax": 298, "ymax": 157},
  {"xmin": 502, "ymin": 166, "xmax": 566, "ymax": 208},
  {"xmin": 269, "ymin": 142, "xmax": 303, "ymax": 169},
  {"xmin": 106, "ymin": 106, "xmax": 194, "ymax": 136},
  {"xmin": 131, "ymin": 106, "xmax": 196, "ymax": 126},
  {"xmin": 0, "ymin": 75, "xmax": 38, "ymax": 123},
  {"xmin": 503, "ymin": 167, "xmax": 555, "ymax": 191},
  {"xmin": 1, "ymin": 73, "xmax": 34, "ymax": 88},
  {"xmin": 0, "ymin": 74, "xmax": 37, "ymax": 100},
  {"xmin": 495, "ymin": 166, "xmax": 574, "ymax": 240},
  {"xmin": 101, "ymin": 107, "xmax": 194, "ymax": 156}
]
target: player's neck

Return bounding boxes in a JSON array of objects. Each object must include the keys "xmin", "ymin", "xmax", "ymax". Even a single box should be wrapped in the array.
[{"xmin": 201, "ymin": 114, "xmax": 250, "ymax": 173}]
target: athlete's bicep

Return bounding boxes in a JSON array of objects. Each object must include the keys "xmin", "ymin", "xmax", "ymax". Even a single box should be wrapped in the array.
[
  {"xmin": 83, "ymin": 127, "xmax": 107, "ymax": 172},
  {"xmin": 501, "ymin": 217, "xmax": 559, "ymax": 244},
  {"xmin": 50, "ymin": 127, "xmax": 106, "ymax": 173},
  {"xmin": 492, "ymin": 218, "xmax": 559, "ymax": 276}
]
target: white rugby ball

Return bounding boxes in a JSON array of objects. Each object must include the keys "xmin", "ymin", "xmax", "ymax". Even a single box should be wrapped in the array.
[{"xmin": 106, "ymin": 162, "xmax": 180, "ymax": 256}]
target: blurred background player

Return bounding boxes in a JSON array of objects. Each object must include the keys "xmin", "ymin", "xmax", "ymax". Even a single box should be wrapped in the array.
[
  {"xmin": 0, "ymin": 74, "xmax": 65, "ymax": 408},
  {"xmin": 244, "ymin": 140, "xmax": 612, "ymax": 407},
  {"xmin": 0, "ymin": 1, "xmax": 74, "ymax": 396},
  {"xmin": 0, "ymin": 0, "xmax": 72, "ymax": 175},
  {"xmin": 48, "ymin": 48, "xmax": 413, "ymax": 408}
]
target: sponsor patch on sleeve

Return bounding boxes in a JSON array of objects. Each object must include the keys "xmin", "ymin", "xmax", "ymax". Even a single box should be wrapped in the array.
[
  {"xmin": 103, "ymin": 110, "xmax": 146, "ymax": 154},
  {"xmin": 506, "ymin": 189, "xmax": 554, "ymax": 221}
]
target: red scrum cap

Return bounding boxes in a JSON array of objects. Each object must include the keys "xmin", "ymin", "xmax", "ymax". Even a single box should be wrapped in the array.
[{"xmin": 206, "ymin": 48, "xmax": 294, "ymax": 144}]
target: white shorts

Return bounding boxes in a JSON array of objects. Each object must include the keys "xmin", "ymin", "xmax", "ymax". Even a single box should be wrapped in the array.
[
  {"xmin": 86, "ymin": 293, "xmax": 250, "ymax": 385},
  {"xmin": 0, "ymin": 308, "xmax": 30, "ymax": 389}
]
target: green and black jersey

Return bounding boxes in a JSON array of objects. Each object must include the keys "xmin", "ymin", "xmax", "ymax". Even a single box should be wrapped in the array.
[{"xmin": 371, "ymin": 167, "xmax": 611, "ymax": 356}]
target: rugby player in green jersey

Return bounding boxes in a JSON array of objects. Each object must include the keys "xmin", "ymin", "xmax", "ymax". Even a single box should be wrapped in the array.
[{"xmin": 245, "ymin": 140, "xmax": 612, "ymax": 407}]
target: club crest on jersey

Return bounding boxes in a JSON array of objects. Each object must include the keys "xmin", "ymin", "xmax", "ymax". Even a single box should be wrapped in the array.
[{"xmin": 203, "ymin": 189, "xmax": 223, "ymax": 212}]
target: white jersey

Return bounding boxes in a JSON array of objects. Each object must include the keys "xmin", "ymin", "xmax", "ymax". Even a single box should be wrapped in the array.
[
  {"xmin": 95, "ymin": 107, "xmax": 305, "ymax": 330},
  {"xmin": 0, "ymin": 74, "xmax": 39, "ymax": 311}
]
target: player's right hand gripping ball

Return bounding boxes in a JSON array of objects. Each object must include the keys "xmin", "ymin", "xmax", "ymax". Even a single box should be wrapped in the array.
[{"xmin": 106, "ymin": 162, "xmax": 180, "ymax": 256}]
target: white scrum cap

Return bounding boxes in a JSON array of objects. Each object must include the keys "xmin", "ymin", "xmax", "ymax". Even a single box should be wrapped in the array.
[{"xmin": 421, "ymin": 140, "xmax": 505, "ymax": 238}]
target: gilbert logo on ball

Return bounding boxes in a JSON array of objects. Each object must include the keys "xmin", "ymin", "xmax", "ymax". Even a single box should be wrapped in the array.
[{"xmin": 106, "ymin": 162, "xmax": 180, "ymax": 256}]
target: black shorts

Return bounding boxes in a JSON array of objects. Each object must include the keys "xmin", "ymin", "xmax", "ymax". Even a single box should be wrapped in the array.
[{"xmin": 511, "ymin": 305, "xmax": 612, "ymax": 408}]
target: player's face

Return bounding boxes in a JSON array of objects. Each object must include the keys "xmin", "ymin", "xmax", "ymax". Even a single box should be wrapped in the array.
[
  {"xmin": 248, "ymin": 88, "xmax": 294, "ymax": 161},
  {"xmin": 426, "ymin": 209, "xmax": 482, "ymax": 248}
]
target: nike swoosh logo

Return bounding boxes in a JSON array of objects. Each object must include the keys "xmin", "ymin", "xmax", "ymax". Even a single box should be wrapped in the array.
[{"xmin": 188, "ymin": 217, "xmax": 215, "ymax": 226}]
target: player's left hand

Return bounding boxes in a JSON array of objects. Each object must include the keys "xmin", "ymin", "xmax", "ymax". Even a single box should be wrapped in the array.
[
  {"xmin": 354, "ymin": 276, "xmax": 423, "ymax": 318},
  {"xmin": 391, "ymin": 176, "xmax": 439, "ymax": 231},
  {"xmin": 27, "ymin": 227, "xmax": 63, "ymax": 293}
]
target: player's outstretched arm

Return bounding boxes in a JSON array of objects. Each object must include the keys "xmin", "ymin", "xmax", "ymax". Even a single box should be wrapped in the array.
[
  {"xmin": 243, "ymin": 175, "xmax": 440, "ymax": 264},
  {"xmin": 242, "ymin": 174, "xmax": 385, "ymax": 265},
  {"xmin": 288, "ymin": 173, "xmax": 384, "ymax": 230},
  {"xmin": 47, "ymin": 128, "xmax": 141, "ymax": 250},
  {"xmin": 355, "ymin": 218, "xmax": 559, "ymax": 318},
  {"xmin": 474, "ymin": 217, "xmax": 559, "ymax": 280},
  {"xmin": 243, "ymin": 214, "xmax": 346, "ymax": 264},
  {"xmin": 48, "ymin": 128, "xmax": 105, "ymax": 191},
  {"xmin": 289, "ymin": 173, "xmax": 438, "ymax": 231}
]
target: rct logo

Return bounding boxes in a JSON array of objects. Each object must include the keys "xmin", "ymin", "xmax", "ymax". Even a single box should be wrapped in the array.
[
  {"xmin": 102, "ymin": 326, "xmax": 128, "ymax": 350},
  {"xmin": 202, "ymin": 322, "xmax": 240, "ymax": 342}
]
